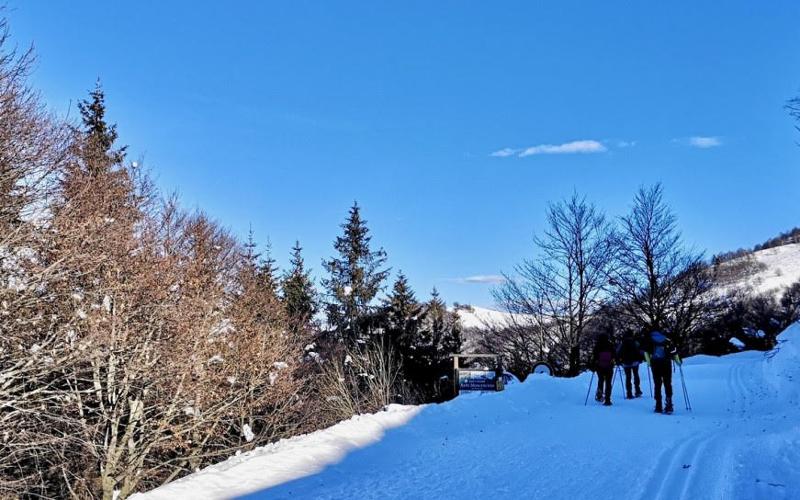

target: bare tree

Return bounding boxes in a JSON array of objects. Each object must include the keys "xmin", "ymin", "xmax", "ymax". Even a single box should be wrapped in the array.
[
  {"xmin": 494, "ymin": 193, "xmax": 615, "ymax": 375},
  {"xmin": 0, "ymin": 17, "xmax": 74, "ymax": 496},
  {"xmin": 317, "ymin": 338, "xmax": 405, "ymax": 423},
  {"xmin": 610, "ymin": 184, "xmax": 712, "ymax": 347},
  {"xmin": 780, "ymin": 280, "xmax": 800, "ymax": 328},
  {"xmin": 476, "ymin": 320, "xmax": 551, "ymax": 380},
  {"xmin": 787, "ymin": 93, "xmax": 800, "ymax": 137}
]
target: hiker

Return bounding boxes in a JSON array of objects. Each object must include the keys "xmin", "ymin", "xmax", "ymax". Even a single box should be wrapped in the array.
[
  {"xmin": 617, "ymin": 331, "xmax": 643, "ymax": 399},
  {"xmin": 593, "ymin": 333, "xmax": 616, "ymax": 406},
  {"xmin": 643, "ymin": 325, "xmax": 677, "ymax": 414}
]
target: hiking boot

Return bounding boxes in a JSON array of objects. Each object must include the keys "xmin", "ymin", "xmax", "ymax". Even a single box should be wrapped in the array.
[
  {"xmin": 603, "ymin": 400, "xmax": 612, "ymax": 406},
  {"xmin": 654, "ymin": 401, "xmax": 663, "ymax": 413},
  {"xmin": 635, "ymin": 389, "xmax": 643, "ymax": 398},
  {"xmin": 626, "ymin": 391, "xmax": 633, "ymax": 400},
  {"xmin": 595, "ymin": 392, "xmax": 603, "ymax": 402}
]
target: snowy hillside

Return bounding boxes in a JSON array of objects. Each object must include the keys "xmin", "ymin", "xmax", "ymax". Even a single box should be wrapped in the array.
[
  {"xmin": 718, "ymin": 242, "xmax": 800, "ymax": 298},
  {"xmin": 134, "ymin": 322, "xmax": 800, "ymax": 500},
  {"xmin": 456, "ymin": 242, "xmax": 800, "ymax": 337},
  {"xmin": 455, "ymin": 305, "xmax": 531, "ymax": 330},
  {"xmin": 454, "ymin": 305, "xmax": 536, "ymax": 352}
]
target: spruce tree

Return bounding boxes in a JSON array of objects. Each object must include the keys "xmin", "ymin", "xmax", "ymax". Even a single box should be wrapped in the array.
[
  {"xmin": 77, "ymin": 80, "xmax": 126, "ymax": 175},
  {"xmin": 238, "ymin": 233, "xmax": 284, "ymax": 326},
  {"xmin": 256, "ymin": 239, "xmax": 281, "ymax": 305},
  {"xmin": 322, "ymin": 202, "xmax": 389, "ymax": 344},
  {"xmin": 422, "ymin": 288, "xmax": 462, "ymax": 371},
  {"xmin": 383, "ymin": 272, "xmax": 424, "ymax": 358},
  {"xmin": 282, "ymin": 240, "xmax": 318, "ymax": 327}
]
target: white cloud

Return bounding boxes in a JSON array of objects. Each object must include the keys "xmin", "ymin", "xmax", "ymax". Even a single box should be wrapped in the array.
[
  {"xmin": 457, "ymin": 275, "xmax": 506, "ymax": 285},
  {"xmin": 489, "ymin": 147, "xmax": 518, "ymax": 157},
  {"xmin": 688, "ymin": 136, "xmax": 722, "ymax": 148},
  {"xmin": 616, "ymin": 140, "xmax": 636, "ymax": 148},
  {"xmin": 520, "ymin": 139, "xmax": 607, "ymax": 156},
  {"xmin": 490, "ymin": 139, "xmax": 609, "ymax": 158}
]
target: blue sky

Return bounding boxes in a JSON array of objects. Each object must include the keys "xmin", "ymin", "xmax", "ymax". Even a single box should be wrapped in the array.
[{"xmin": 7, "ymin": 1, "xmax": 800, "ymax": 306}]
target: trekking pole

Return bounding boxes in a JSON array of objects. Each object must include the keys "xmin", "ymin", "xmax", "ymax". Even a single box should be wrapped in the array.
[
  {"xmin": 616, "ymin": 365, "xmax": 625, "ymax": 400},
  {"xmin": 678, "ymin": 363, "xmax": 692, "ymax": 411},
  {"xmin": 584, "ymin": 371, "xmax": 595, "ymax": 406},
  {"xmin": 646, "ymin": 364, "xmax": 652, "ymax": 398}
]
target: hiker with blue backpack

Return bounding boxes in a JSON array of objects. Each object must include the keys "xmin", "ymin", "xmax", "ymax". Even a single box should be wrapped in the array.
[
  {"xmin": 643, "ymin": 325, "xmax": 679, "ymax": 414},
  {"xmin": 593, "ymin": 333, "xmax": 616, "ymax": 406}
]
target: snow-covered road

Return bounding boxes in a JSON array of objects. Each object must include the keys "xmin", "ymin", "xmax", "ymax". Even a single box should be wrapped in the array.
[{"xmin": 136, "ymin": 323, "xmax": 800, "ymax": 500}]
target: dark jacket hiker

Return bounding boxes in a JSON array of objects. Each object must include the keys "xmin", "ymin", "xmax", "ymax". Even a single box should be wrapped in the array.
[
  {"xmin": 593, "ymin": 334, "xmax": 615, "ymax": 406},
  {"xmin": 644, "ymin": 330, "xmax": 677, "ymax": 414},
  {"xmin": 617, "ymin": 334, "xmax": 643, "ymax": 399}
]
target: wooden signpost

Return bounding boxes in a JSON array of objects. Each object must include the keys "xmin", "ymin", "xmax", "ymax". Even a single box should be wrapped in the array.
[{"xmin": 451, "ymin": 353, "xmax": 504, "ymax": 395}]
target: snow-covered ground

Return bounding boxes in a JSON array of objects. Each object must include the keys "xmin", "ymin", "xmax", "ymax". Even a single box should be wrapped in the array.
[{"xmin": 134, "ymin": 322, "xmax": 800, "ymax": 500}]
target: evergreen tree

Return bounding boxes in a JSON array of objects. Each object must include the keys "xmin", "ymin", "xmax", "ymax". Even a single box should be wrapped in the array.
[
  {"xmin": 399, "ymin": 288, "xmax": 463, "ymax": 399},
  {"xmin": 257, "ymin": 239, "xmax": 281, "ymax": 301},
  {"xmin": 239, "ymin": 230, "xmax": 283, "ymax": 325},
  {"xmin": 242, "ymin": 228, "xmax": 260, "ymax": 272},
  {"xmin": 383, "ymin": 272, "xmax": 424, "ymax": 357},
  {"xmin": 322, "ymin": 202, "xmax": 389, "ymax": 344},
  {"xmin": 425, "ymin": 288, "xmax": 462, "ymax": 363},
  {"xmin": 282, "ymin": 240, "xmax": 318, "ymax": 327},
  {"xmin": 76, "ymin": 80, "xmax": 126, "ymax": 175}
]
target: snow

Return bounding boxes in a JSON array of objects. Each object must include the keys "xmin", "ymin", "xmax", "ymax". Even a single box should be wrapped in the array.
[
  {"xmin": 455, "ymin": 305, "xmax": 537, "ymax": 352},
  {"xmin": 134, "ymin": 322, "xmax": 800, "ymax": 500},
  {"xmin": 721, "ymin": 242, "xmax": 800, "ymax": 298},
  {"xmin": 242, "ymin": 424, "xmax": 255, "ymax": 443},
  {"xmin": 729, "ymin": 337, "xmax": 745, "ymax": 349},
  {"xmin": 455, "ymin": 305, "xmax": 529, "ymax": 330},
  {"xmin": 132, "ymin": 405, "xmax": 421, "ymax": 500},
  {"xmin": 210, "ymin": 319, "xmax": 235, "ymax": 336}
]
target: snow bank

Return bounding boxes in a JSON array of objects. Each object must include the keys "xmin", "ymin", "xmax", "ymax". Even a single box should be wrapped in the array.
[
  {"xmin": 135, "ymin": 322, "xmax": 800, "ymax": 500},
  {"xmin": 762, "ymin": 321, "xmax": 800, "ymax": 405},
  {"xmin": 131, "ymin": 405, "xmax": 422, "ymax": 500}
]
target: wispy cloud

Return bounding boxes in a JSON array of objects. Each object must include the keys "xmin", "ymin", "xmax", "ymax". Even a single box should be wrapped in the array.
[
  {"xmin": 489, "ymin": 147, "xmax": 518, "ymax": 157},
  {"xmin": 688, "ymin": 136, "xmax": 722, "ymax": 148},
  {"xmin": 616, "ymin": 140, "xmax": 636, "ymax": 148},
  {"xmin": 491, "ymin": 139, "xmax": 608, "ymax": 158},
  {"xmin": 454, "ymin": 275, "xmax": 506, "ymax": 285},
  {"xmin": 520, "ymin": 140, "xmax": 607, "ymax": 156}
]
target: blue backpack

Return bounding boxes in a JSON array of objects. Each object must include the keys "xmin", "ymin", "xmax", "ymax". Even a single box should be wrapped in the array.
[{"xmin": 651, "ymin": 331, "xmax": 668, "ymax": 360}]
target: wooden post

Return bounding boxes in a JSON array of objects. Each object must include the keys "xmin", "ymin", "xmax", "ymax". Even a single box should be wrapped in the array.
[{"xmin": 453, "ymin": 355, "xmax": 459, "ymax": 396}]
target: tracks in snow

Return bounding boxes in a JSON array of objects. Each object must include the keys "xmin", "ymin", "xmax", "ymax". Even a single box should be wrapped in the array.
[{"xmin": 637, "ymin": 357, "xmax": 759, "ymax": 500}]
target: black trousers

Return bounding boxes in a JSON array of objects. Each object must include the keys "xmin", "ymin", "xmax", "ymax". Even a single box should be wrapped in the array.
[
  {"xmin": 596, "ymin": 367, "xmax": 613, "ymax": 402},
  {"xmin": 651, "ymin": 360, "xmax": 673, "ymax": 406},
  {"xmin": 624, "ymin": 365, "xmax": 641, "ymax": 396}
]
